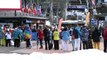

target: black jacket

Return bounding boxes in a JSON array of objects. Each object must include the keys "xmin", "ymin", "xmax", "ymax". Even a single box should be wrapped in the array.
[
  {"xmin": 43, "ymin": 28, "xmax": 50, "ymax": 40},
  {"xmin": 92, "ymin": 28, "xmax": 101, "ymax": 42}
]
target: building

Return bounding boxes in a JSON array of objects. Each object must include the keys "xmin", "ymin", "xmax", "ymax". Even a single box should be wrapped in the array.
[
  {"xmin": 65, "ymin": 0, "xmax": 87, "ymax": 23},
  {"xmin": 0, "ymin": 0, "xmax": 48, "ymax": 28}
]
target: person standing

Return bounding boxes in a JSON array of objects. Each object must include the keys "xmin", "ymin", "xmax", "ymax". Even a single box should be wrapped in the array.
[
  {"xmin": 102, "ymin": 26, "xmax": 107, "ymax": 52},
  {"xmin": 12, "ymin": 26, "xmax": 21, "ymax": 47},
  {"xmin": 0, "ymin": 27, "xmax": 5, "ymax": 46},
  {"xmin": 5, "ymin": 29, "xmax": 12, "ymax": 47},
  {"xmin": 59, "ymin": 27, "xmax": 64, "ymax": 50},
  {"xmin": 61, "ymin": 27, "xmax": 70, "ymax": 52},
  {"xmin": 73, "ymin": 24, "xmax": 81, "ymax": 51},
  {"xmin": 81, "ymin": 26, "xmax": 89, "ymax": 49},
  {"xmin": 37, "ymin": 27, "xmax": 44, "ymax": 49},
  {"xmin": 92, "ymin": 27, "xmax": 101, "ymax": 49},
  {"xmin": 53, "ymin": 29, "xmax": 60, "ymax": 50},
  {"xmin": 70, "ymin": 27, "xmax": 75, "ymax": 51},
  {"xmin": 24, "ymin": 26, "xmax": 32, "ymax": 49},
  {"xmin": 43, "ymin": 27, "xmax": 50, "ymax": 50}
]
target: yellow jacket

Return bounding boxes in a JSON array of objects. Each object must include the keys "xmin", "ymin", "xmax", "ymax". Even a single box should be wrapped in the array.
[{"xmin": 53, "ymin": 31, "xmax": 60, "ymax": 40}]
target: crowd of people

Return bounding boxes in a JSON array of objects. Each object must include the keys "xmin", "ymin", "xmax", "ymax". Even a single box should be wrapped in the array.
[{"xmin": 0, "ymin": 24, "xmax": 107, "ymax": 52}]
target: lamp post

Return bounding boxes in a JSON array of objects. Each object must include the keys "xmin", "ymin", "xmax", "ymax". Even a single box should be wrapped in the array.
[
  {"xmin": 79, "ymin": 0, "xmax": 82, "ymax": 4},
  {"xmin": 50, "ymin": 0, "xmax": 53, "ymax": 24},
  {"xmin": 24, "ymin": 0, "xmax": 27, "ymax": 8},
  {"xmin": 64, "ymin": 0, "xmax": 68, "ymax": 20}
]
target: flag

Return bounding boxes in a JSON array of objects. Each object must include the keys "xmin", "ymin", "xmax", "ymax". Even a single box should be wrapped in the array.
[
  {"xmin": 28, "ymin": 8, "xmax": 32, "ymax": 14},
  {"xmin": 33, "ymin": 9, "xmax": 37, "ymax": 16},
  {"xmin": 58, "ymin": 18, "xmax": 63, "ymax": 32},
  {"xmin": 39, "ymin": 6, "xmax": 42, "ymax": 14},
  {"xmin": 32, "ymin": 7, "xmax": 37, "ymax": 16},
  {"xmin": 22, "ymin": 7, "xmax": 27, "ymax": 13},
  {"xmin": 86, "ymin": 0, "xmax": 89, "ymax": 8},
  {"xmin": 92, "ymin": 0, "xmax": 95, "ymax": 6},
  {"xmin": 37, "ymin": 5, "xmax": 42, "ymax": 15}
]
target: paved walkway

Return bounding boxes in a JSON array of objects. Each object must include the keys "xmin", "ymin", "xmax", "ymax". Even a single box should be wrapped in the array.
[{"xmin": 0, "ymin": 41, "xmax": 104, "ymax": 54}]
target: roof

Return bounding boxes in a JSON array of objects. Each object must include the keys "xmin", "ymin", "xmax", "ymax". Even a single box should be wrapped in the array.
[{"xmin": 0, "ymin": 11, "xmax": 48, "ymax": 20}]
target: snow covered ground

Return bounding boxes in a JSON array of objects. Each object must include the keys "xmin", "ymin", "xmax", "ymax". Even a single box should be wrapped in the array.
[{"xmin": 0, "ymin": 49, "xmax": 107, "ymax": 60}]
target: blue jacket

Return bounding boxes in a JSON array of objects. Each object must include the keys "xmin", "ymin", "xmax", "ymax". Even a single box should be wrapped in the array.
[
  {"xmin": 61, "ymin": 30, "xmax": 70, "ymax": 41},
  {"xmin": 81, "ymin": 28, "xmax": 89, "ymax": 41},
  {"xmin": 0, "ymin": 29, "xmax": 5, "ymax": 39},
  {"xmin": 75, "ymin": 27, "xmax": 81, "ymax": 38},
  {"xmin": 12, "ymin": 28, "xmax": 21, "ymax": 39}
]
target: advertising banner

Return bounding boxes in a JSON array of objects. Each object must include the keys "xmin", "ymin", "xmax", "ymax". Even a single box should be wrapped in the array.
[
  {"xmin": 0, "ymin": 0, "xmax": 21, "ymax": 10},
  {"xmin": 58, "ymin": 18, "xmax": 63, "ymax": 32}
]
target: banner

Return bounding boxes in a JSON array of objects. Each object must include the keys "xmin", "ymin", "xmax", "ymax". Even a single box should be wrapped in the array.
[
  {"xmin": 58, "ymin": 18, "xmax": 63, "ymax": 32},
  {"xmin": 85, "ymin": 12, "xmax": 90, "ymax": 26},
  {"xmin": 0, "ymin": 0, "xmax": 21, "ymax": 10}
]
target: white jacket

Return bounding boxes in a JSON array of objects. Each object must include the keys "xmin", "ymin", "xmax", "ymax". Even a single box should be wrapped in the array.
[{"xmin": 5, "ymin": 32, "xmax": 12, "ymax": 39}]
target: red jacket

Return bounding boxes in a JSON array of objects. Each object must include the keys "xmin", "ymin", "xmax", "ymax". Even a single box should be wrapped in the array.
[
  {"xmin": 103, "ymin": 28, "xmax": 107, "ymax": 40},
  {"xmin": 38, "ymin": 30, "xmax": 44, "ymax": 40}
]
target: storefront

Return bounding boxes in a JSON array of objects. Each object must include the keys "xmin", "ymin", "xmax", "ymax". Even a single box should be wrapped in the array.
[{"xmin": 0, "ymin": 16, "xmax": 48, "ymax": 28}]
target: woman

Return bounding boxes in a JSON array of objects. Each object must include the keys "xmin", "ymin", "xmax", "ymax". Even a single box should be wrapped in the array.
[
  {"xmin": 61, "ymin": 27, "xmax": 70, "ymax": 52},
  {"xmin": 81, "ymin": 26, "xmax": 89, "ymax": 49},
  {"xmin": 5, "ymin": 29, "xmax": 12, "ymax": 47},
  {"xmin": 24, "ymin": 26, "xmax": 32, "ymax": 49},
  {"xmin": 92, "ymin": 27, "xmax": 101, "ymax": 49},
  {"xmin": 53, "ymin": 29, "xmax": 60, "ymax": 50}
]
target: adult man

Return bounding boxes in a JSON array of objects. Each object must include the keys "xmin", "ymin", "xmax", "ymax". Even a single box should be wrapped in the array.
[
  {"xmin": 73, "ymin": 24, "xmax": 81, "ymax": 51},
  {"xmin": 13, "ymin": 26, "xmax": 22, "ymax": 47},
  {"xmin": 43, "ymin": 27, "xmax": 50, "ymax": 50}
]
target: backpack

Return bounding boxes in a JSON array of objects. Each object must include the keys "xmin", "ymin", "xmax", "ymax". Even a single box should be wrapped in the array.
[
  {"xmin": 24, "ymin": 30, "xmax": 31, "ymax": 39},
  {"xmin": 73, "ymin": 29, "xmax": 78, "ymax": 39},
  {"xmin": 81, "ymin": 29, "xmax": 87, "ymax": 37}
]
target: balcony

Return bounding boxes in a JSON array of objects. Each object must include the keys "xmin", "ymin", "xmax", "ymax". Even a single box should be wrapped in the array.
[{"xmin": 0, "ymin": 11, "xmax": 48, "ymax": 20}]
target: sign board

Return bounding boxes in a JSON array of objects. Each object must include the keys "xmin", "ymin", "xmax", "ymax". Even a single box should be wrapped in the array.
[
  {"xmin": 105, "ymin": 0, "xmax": 107, "ymax": 2},
  {"xmin": 90, "ymin": 19, "xmax": 98, "ymax": 26},
  {"xmin": 45, "ymin": 21, "xmax": 51, "ymax": 26},
  {"xmin": 26, "ymin": 20, "xmax": 32, "ymax": 23},
  {"xmin": 105, "ymin": 16, "xmax": 107, "ymax": 21},
  {"xmin": 68, "ymin": 5, "xmax": 86, "ymax": 10},
  {"xmin": 0, "ymin": 0, "xmax": 21, "ymax": 10}
]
